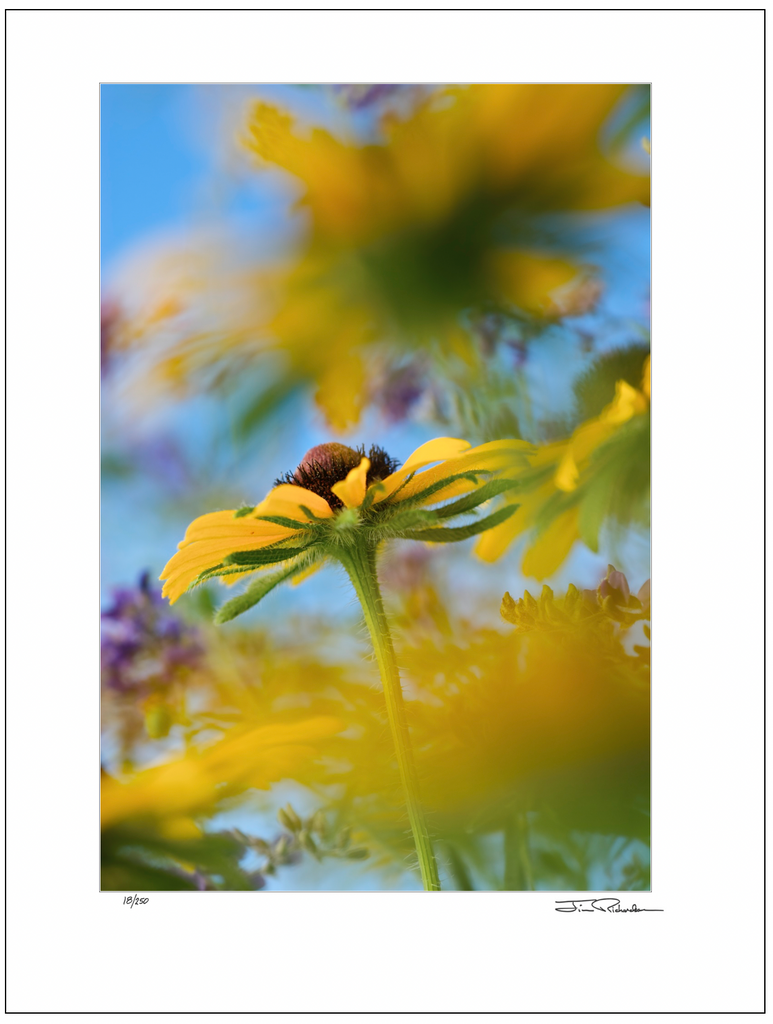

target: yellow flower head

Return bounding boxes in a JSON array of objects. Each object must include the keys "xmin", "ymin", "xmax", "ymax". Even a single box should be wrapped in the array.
[
  {"xmin": 476, "ymin": 357, "xmax": 651, "ymax": 579},
  {"xmin": 159, "ymin": 436, "xmax": 533, "ymax": 617}
]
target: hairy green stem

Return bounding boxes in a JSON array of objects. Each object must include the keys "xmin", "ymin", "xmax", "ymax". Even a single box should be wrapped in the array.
[
  {"xmin": 338, "ymin": 541, "xmax": 441, "ymax": 891},
  {"xmin": 503, "ymin": 812, "xmax": 534, "ymax": 891}
]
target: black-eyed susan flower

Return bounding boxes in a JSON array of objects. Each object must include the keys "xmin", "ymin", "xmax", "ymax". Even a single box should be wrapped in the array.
[
  {"xmin": 160, "ymin": 436, "xmax": 532, "ymax": 610},
  {"xmin": 160, "ymin": 435, "xmax": 532, "ymax": 891}
]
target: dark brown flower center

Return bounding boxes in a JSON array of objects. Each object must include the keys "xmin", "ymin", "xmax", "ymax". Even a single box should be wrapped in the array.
[{"xmin": 275, "ymin": 443, "xmax": 400, "ymax": 510}]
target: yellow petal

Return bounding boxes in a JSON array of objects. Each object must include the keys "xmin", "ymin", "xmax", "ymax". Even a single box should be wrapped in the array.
[
  {"xmin": 602, "ymin": 380, "xmax": 648, "ymax": 426},
  {"xmin": 255, "ymin": 484, "xmax": 334, "ymax": 521},
  {"xmin": 488, "ymin": 249, "xmax": 579, "ymax": 316},
  {"xmin": 331, "ymin": 457, "xmax": 370, "ymax": 508},
  {"xmin": 404, "ymin": 437, "xmax": 472, "ymax": 469},
  {"xmin": 291, "ymin": 561, "xmax": 323, "ymax": 587},
  {"xmin": 177, "ymin": 510, "xmax": 293, "ymax": 548},
  {"xmin": 475, "ymin": 509, "xmax": 522, "ymax": 562},
  {"xmin": 160, "ymin": 535, "xmax": 292, "ymax": 605},
  {"xmin": 159, "ymin": 507, "xmax": 302, "ymax": 604},
  {"xmin": 474, "ymin": 487, "xmax": 546, "ymax": 562},
  {"xmin": 315, "ymin": 354, "xmax": 366, "ymax": 432},
  {"xmin": 393, "ymin": 440, "xmax": 534, "ymax": 504},
  {"xmin": 376, "ymin": 438, "xmax": 533, "ymax": 504},
  {"xmin": 101, "ymin": 717, "xmax": 344, "ymax": 827},
  {"xmin": 641, "ymin": 356, "xmax": 651, "ymax": 401},
  {"xmin": 522, "ymin": 508, "xmax": 580, "ymax": 580},
  {"xmin": 555, "ymin": 451, "xmax": 579, "ymax": 492},
  {"xmin": 374, "ymin": 437, "xmax": 470, "ymax": 501}
]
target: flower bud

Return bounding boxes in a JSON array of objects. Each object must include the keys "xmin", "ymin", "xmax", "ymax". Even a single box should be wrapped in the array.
[{"xmin": 278, "ymin": 805, "xmax": 302, "ymax": 833}]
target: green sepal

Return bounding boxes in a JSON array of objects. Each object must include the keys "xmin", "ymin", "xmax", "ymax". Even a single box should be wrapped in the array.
[
  {"xmin": 214, "ymin": 558, "xmax": 317, "ymax": 624},
  {"xmin": 381, "ymin": 470, "xmax": 416, "ymax": 504},
  {"xmin": 253, "ymin": 514, "xmax": 318, "ymax": 531},
  {"xmin": 189, "ymin": 564, "xmax": 259, "ymax": 589},
  {"xmin": 379, "ymin": 508, "xmax": 440, "ymax": 533},
  {"xmin": 298, "ymin": 505, "xmax": 330, "ymax": 523},
  {"xmin": 360, "ymin": 479, "xmax": 386, "ymax": 513},
  {"xmin": 435, "ymin": 478, "xmax": 519, "ymax": 519},
  {"xmin": 385, "ymin": 470, "xmax": 483, "ymax": 511},
  {"xmin": 233, "ymin": 506, "xmax": 256, "ymax": 519},
  {"xmin": 223, "ymin": 545, "xmax": 311, "ymax": 567},
  {"xmin": 397, "ymin": 503, "xmax": 518, "ymax": 543}
]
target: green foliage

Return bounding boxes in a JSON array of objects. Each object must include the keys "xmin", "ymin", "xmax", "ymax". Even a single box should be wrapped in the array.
[
  {"xmin": 214, "ymin": 559, "xmax": 319, "ymax": 624},
  {"xmin": 223, "ymin": 545, "xmax": 312, "ymax": 567},
  {"xmin": 399, "ymin": 503, "xmax": 517, "ymax": 542},
  {"xmin": 253, "ymin": 514, "xmax": 317, "ymax": 530},
  {"xmin": 101, "ymin": 822, "xmax": 256, "ymax": 891},
  {"xmin": 584, "ymin": 413, "xmax": 651, "ymax": 530},
  {"xmin": 435, "ymin": 478, "xmax": 518, "ymax": 519},
  {"xmin": 573, "ymin": 343, "xmax": 650, "ymax": 422}
]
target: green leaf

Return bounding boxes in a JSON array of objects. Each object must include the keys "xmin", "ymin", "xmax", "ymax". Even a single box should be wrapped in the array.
[
  {"xmin": 214, "ymin": 559, "xmax": 317, "ymax": 624},
  {"xmin": 577, "ymin": 483, "xmax": 608, "ymax": 553},
  {"xmin": 435, "ymin": 478, "xmax": 519, "ymax": 519},
  {"xmin": 397, "ymin": 503, "xmax": 518, "ymax": 543},
  {"xmin": 233, "ymin": 506, "xmax": 256, "ymax": 519}
]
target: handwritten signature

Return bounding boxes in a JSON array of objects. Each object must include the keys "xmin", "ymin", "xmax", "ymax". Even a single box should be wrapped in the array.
[{"xmin": 555, "ymin": 898, "xmax": 663, "ymax": 913}]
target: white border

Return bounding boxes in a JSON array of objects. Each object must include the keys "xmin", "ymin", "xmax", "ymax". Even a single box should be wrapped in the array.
[{"xmin": 7, "ymin": 8, "xmax": 765, "ymax": 1013}]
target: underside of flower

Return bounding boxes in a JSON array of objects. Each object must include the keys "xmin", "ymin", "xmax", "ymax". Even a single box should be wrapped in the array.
[{"xmin": 274, "ymin": 442, "xmax": 400, "ymax": 510}]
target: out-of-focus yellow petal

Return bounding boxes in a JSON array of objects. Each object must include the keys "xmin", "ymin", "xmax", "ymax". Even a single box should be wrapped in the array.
[
  {"xmin": 101, "ymin": 717, "xmax": 344, "ymax": 828},
  {"xmin": 522, "ymin": 508, "xmax": 580, "ymax": 580},
  {"xmin": 315, "ymin": 354, "xmax": 365, "ymax": 433},
  {"xmin": 641, "ymin": 356, "xmax": 651, "ymax": 401},
  {"xmin": 158, "ymin": 816, "xmax": 201, "ymax": 840},
  {"xmin": 403, "ymin": 437, "xmax": 471, "ymax": 470},
  {"xmin": 603, "ymin": 380, "xmax": 649, "ymax": 426},
  {"xmin": 488, "ymin": 249, "xmax": 579, "ymax": 316},
  {"xmin": 474, "ymin": 485, "xmax": 547, "ymax": 562},
  {"xmin": 331, "ymin": 457, "xmax": 370, "ymax": 508},
  {"xmin": 290, "ymin": 561, "xmax": 323, "ymax": 587},
  {"xmin": 555, "ymin": 451, "xmax": 579, "ymax": 492},
  {"xmin": 255, "ymin": 484, "xmax": 334, "ymax": 521}
]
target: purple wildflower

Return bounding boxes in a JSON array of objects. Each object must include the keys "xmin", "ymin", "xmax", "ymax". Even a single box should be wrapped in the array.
[
  {"xmin": 333, "ymin": 84, "xmax": 406, "ymax": 110},
  {"xmin": 100, "ymin": 298, "xmax": 122, "ymax": 378},
  {"xmin": 101, "ymin": 572, "xmax": 204, "ymax": 693},
  {"xmin": 376, "ymin": 363, "xmax": 427, "ymax": 424}
]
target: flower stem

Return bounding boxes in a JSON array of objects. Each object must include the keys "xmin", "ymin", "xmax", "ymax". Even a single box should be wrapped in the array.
[
  {"xmin": 503, "ymin": 812, "xmax": 534, "ymax": 891},
  {"xmin": 338, "ymin": 541, "xmax": 441, "ymax": 891}
]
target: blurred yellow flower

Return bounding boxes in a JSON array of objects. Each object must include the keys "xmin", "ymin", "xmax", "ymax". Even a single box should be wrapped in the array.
[
  {"xmin": 477, "ymin": 357, "xmax": 651, "ymax": 577},
  {"xmin": 237, "ymin": 85, "xmax": 649, "ymax": 426},
  {"xmin": 101, "ymin": 716, "xmax": 344, "ymax": 829},
  {"xmin": 107, "ymin": 86, "xmax": 649, "ymax": 431}
]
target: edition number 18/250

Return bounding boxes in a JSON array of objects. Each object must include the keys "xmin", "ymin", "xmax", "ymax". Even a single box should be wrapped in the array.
[{"xmin": 123, "ymin": 895, "xmax": 149, "ymax": 907}]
